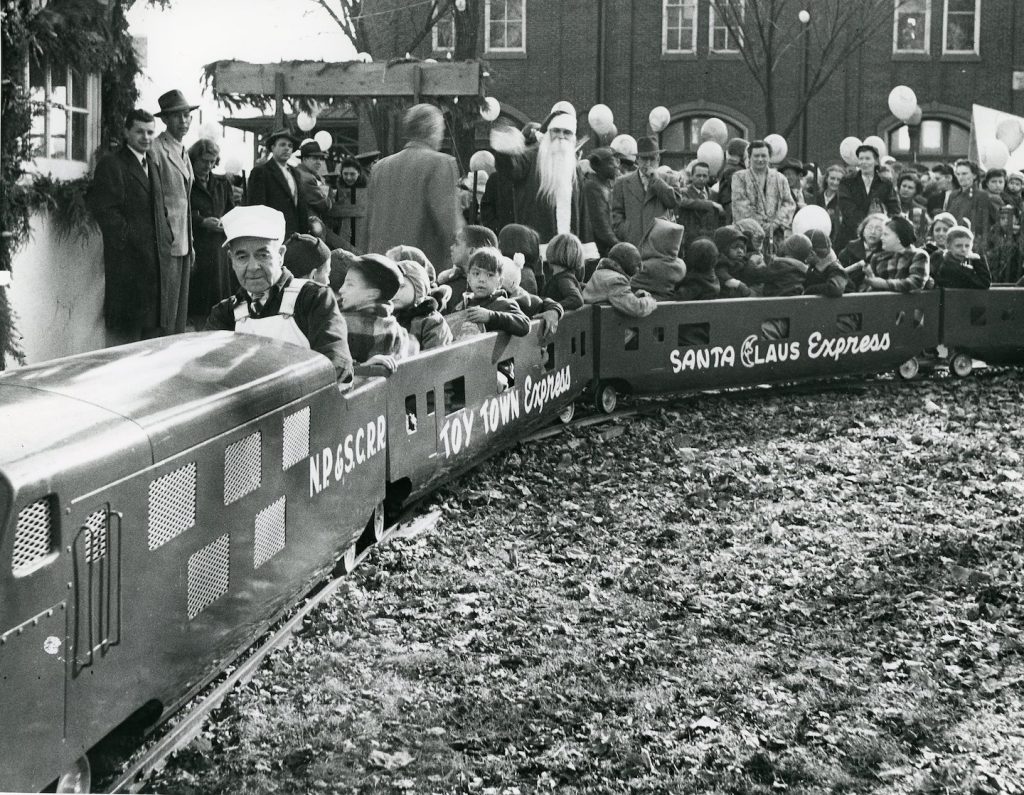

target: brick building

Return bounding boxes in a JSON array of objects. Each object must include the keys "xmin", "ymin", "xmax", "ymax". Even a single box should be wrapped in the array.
[{"xmin": 383, "ymin": 0, "xmax": 1023, "ymax": 169}]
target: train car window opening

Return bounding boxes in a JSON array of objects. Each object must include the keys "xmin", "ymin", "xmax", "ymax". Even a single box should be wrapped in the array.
[
  {"xmin": 653, "ymin": 326, "xmax": 665, "ymax": 343},
  {"xmin": 444, "ymin": 377, "xmax": 467, "ymax": 414},
  {"xmin": 543, "ymin": 344, "xmax": 556, "ymax": 372},
  {"xmin": 12, "ymin": 495, "xmax": 57, "ymax": 577},
  {"xmin": 571, "ymin": 335, "xmax": 577, "ymax": 355},
  {"xmin": 970, "ymin": 306, "xmax": 987, "ymax": 326},
  {"xmin": 837, "ymin": 313, "xmax": 863, "ymax": 334},
  {"xmin": 497, "ymin": 358, "xmax": 515, "ymax": 392},
  {"xmin": 625, "ymin": 328, "xmax": 640, "ymax": 351},
  {"xmin": 426, "ymin": 390, "xmax": 436, "ymax": 415},
  {"xmin": 580, "ymin": 331, "xmax": 586, "ymax": 356},
  {"xmin": 760, "ymin": 318, "xmax": 790, "ymax": 340},
  {"xmin": 677, "ymin": 322, "xmax": 710, "ymax": 347},
  {"xmin": 405, "ymin": 395, "xmax": 418, "ymax": 434}
]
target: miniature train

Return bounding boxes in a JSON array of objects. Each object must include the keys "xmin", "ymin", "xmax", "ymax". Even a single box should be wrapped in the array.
[{"xmin": 1, "ymin": 286, "xmax": 1022, "ymax": 792}]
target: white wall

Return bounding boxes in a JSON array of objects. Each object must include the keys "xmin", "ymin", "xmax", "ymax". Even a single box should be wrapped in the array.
[{"xmin": 8, "ymin": 211, "xmax": 111, "ymax": 365}]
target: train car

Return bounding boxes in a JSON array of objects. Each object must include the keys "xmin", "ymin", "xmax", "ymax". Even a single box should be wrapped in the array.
[
  {"xmin": 588, "ymin": 292, "xmax": 942, "ymax": 411},
  {"xmin": 939, "ymin": 286, "xmax": 1024, "ymax": 376},
  {"xmin": 382, "ymin": 309, "xmax": 593, "ymax": 511},
  {"xmin": 0, "ymin": 333, "xmax": 385, "ymax": 793}
]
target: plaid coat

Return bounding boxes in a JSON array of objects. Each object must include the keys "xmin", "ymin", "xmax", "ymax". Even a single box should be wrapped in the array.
[{"xmin": 340, "ymin": 302, "xmax": 410, "ymax": 363}]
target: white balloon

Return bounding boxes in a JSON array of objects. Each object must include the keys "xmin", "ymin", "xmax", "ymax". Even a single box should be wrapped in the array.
[
  {"xmin": 792, "ymin": 205, "xmax": 833, "ymax": 237},
  {"xmin": 551, "ymin": 100, "xmax": 576, "ymax": 117},
  {"xmin": 839, "ymin": 136, "xmax": 862, "ymax": 166},
  {"xmin": 199, "ymin": 121, "xmax": 222, "ymax": 140},
  {"xmin": 995, "ymin": 117, "xmax": 1024, "ymax": 152},
  {"xmin": 907, "ymin": 106, "xmax": 923, "ymax": 126},
  {"xmin": 981, "ymin": 140, "xmax": 1010, "ymax": 170},
  {"xmin": 863, "ymin": 135, "xmax": 887, "ymax": 157},
  {"xmin": 648, "ymin": 106, "xmax": 671, "ymax": 133},
  {"xmin": 764, "ymin": 133, "xmax": 788, "ymax": 163},
  {"xmin": 610, "ymin": 134, "xmax": 638, "ymax": 160},
  {"xmin": 469, "ymin": 150, "xmax": 496, "ymax": 174},
  {"xmin": 222, "ymin": 155, "xmax": 243, "ymax": 176},
  {"xmin": 297, "ymin": 111, "xmax": 317, "ymax": 132},
  {"xmin": 480, "ymin": 97, "xmax": 500, "ymax": 122},
  {"xmin": 695, "ymin": 140, "xmax": 725, "ymax": 175},
  {"xmin": 587, "ymin": 104, "xmax": 615, "ymax": 136},
  {"xmin": 887, "ymin": 85, "xmax": 918, "ymax": 122},
  {"xmin": 700, "ymin": 118, "xmax": 729, "ymax": 146},
  {"xmin": 314, "ymin": 130, "xmax": 333, "ymax": 151}
]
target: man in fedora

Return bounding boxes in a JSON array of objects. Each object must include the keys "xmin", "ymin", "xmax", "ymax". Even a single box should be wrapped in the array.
[
  {"xmin": 152, "ymin": 88, "xmax": 198, "ymax": 333},
  {"xmin": 296, "ymin": 139, "xmax": 347, "ymax": 249},
  {"xmin": 247, "ymin": 128, "xmax": 310, "ymax": 239},
  {"xmin": 611, "ymin": 136, "xmax": 681, "ymax": 249}
]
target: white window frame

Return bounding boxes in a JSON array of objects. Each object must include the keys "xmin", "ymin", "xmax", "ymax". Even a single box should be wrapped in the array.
[
  {"xmin": 24, "ymin": 58, "xmax": 101, "ymax": 179},
  {"xmin": 663, "ymin": 0, "xmax": 698, "ymax": 54},
  {"xmin": 942, "ymin": 0, "xmax": 980, "ymax": 55},
  {"xmin": 892, "ymin": 0, "xmax": 931, "ymax": 54},
  {"xmin": 709, "ymin": 0, "xmax": 745, "ymax": 53},
  {"xmin": 484, "ymin": 0, "xmax": 526, "ymax": 53},
  {"xmin": 432, "ymin": 8, "xmax": 454, "ymax": 53}
]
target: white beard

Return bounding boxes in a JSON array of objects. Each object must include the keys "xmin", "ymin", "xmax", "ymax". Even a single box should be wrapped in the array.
[{"xmin": 537, "ymin": 135, "xmax": 577, "ymax": 234}]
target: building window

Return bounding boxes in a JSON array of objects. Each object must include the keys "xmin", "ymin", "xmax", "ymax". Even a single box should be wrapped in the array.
[
  {"xmin": 660, "ymin": 114, "xmax": 746, "ymax": 170},
  {"xmin": 433, "ymin": 9, "xmax": 454, "ymax": 53},
  {"xmin": 888, "ymin": 117, "xmax": 970, "ymax": 161},
  {"xmin": 663, "ymin": 0, "xmax": 698, "ymax": 53},
  {"xmin": 942, "ymin": 0, "xmax": 979, "ymax": 54},
  {"xmin": 485, "ymin": 0, "xmax": 525, "ymax": 52},
  {"xmin": 893, "ymin": 0, "xmax": 931, "ymax": 53},
  {"xmin": 27, "ymin": 56, "xmax": 99, "ymax": 164},
  {"xmin": 709, "ymin": 0, "xmax": 744, "ymax": 53}
]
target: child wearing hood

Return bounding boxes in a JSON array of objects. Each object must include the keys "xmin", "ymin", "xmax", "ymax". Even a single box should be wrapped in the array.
[
  {"xmin": 499, "ymin": 255, "xmax": 564, "ymax": 340},
  {"xmin": 392, "ymin": 259, "xmax": 453, "ymax": 350},
  {"xmin": 631, "ymin": 217, "xmax": 687, "ymax": 300},
  {"xmin": 802, "ymin": 229, "xmax": 849, "ymax": 297},
  {"xmin": 762, "ymin": 233, "xmax": 812, "ymax": 297},
  {"xmin": 935, "ymin": 226, "xmax": 992, "ymax": 289},
  {"xmin": 498, "ymin": 223, "xmax": 543, "ymax": 294},
  {"xmin": 713, "ymin": 224, "xmax": 766, "ymax": 297},
  {"xmin": 541, "ymin": 233, "xmax": 585, "ymax": 311},
  {"xmin": 734, "ymin": 217, "xmax": 769, "ymax": 270},
  {"xmin": 676, "ymin": 238, "xmax": 721, "ymax": 300},
  {"xmin": 583, "ymin": 242, "xmax": 657, "ymax": 317}
]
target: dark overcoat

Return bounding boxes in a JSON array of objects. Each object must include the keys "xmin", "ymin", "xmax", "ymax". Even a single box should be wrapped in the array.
[
  {"xmin": 246, "ymin": 159, "xmax": 310, "ymax": 238},
  {"xmin": 835, "ymin": 172, "xmax": 899, "ymax": 251}
]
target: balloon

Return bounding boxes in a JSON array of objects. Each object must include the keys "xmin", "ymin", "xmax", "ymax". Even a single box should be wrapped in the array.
[
  {"xmin": 995, "ymin": 117, "xmax": 1024, "ymax": 153},
  {"xmin": 981, "ymin": 140, "xmax": 1010, "ymax": 170},
  {"xmin": 480, "ymin": 97, "xmax": 500, "ymax": 122},
  {"xmin": 700, "ymin": 118, "xmax": 729, "ymax": 146},
  {"xmin": 764, "ymin": 133, "xmax": 787, "ymax": 163},
  {"xmin": 863, "ymin": 135, "xmax": 887, "ymax": 157},
  {"xmin": 587, "ymin": 103, "xmax": 615, "ymax": 135},
  {"xmin": 907, "ymin": 106, "xmax": 923, "ymax": 126},
  {"xmin": 551, "ymin": 100, "xmax": 576, "ymax": 117},
  {"xmin": 222, "ymin": 155, "xmax": 243, "ymax": 176},
  {"xmin": 199, "ymin": 121, "xmax": 222, "ymax": 140},
  {"xmin": 887, "ymin": 85, "xmax": 918, "ymax": 122},
  {"xmin": 469, "ymin": 150, "xmax": 496, "ymax": 174},
  {"xmin": 610, "ymin": 134, "xmax": 638, "ymax": 160},
  {"xmin": 297, "ymin": 111, "xmax": 316, "ymax": 132},
  {"xmin": 314, "ymin": 130, "xmax": 333, "ymax": 151},
  {"xmin": 839, "ymin": 136, "xmax": 862, "ymax": 165},
  {"xmin": 695, "ymin": 140, "xmax": 725, "ymax": 175},
  {"xmin": 792, "ymin": 205, "xmax": 833, "ymax": 237},
  {"xmin": 648, "ymin": 106, "xmax": 671, "ymax": 133},
  {"xmin": 600, "ymin": 123, "xmax": 618, "ymax": 145}
]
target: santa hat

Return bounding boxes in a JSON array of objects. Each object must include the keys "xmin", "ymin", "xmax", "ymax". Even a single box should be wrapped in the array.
[{"xmin": 539, "ymin": 110, "xmax": 577, "ymax": 135}]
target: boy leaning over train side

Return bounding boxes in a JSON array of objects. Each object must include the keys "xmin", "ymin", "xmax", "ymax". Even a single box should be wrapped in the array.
[{"xmin": 204, "ymin": 205, "xmax": 354, "ymax": 384}]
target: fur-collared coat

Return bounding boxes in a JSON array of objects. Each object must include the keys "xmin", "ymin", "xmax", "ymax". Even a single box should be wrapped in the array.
[{"xmin": 730, "ymin": 168, "xmax": 797, "ymax": 243}]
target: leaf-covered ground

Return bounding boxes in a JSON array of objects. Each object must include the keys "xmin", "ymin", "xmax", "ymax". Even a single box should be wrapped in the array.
[{"xmin": 149, "ymin": 371, "xmax": 1024, "ymax": 795}]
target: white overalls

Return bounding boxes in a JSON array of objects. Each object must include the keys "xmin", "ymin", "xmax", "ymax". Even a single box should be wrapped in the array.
[{"xmin": 233, "ymin": 279, "xmax": 311, "ymax": 349}]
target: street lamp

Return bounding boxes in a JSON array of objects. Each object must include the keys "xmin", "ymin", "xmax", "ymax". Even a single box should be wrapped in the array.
[{"xmin": 799, "ymin": 9, "xmax": 811, "ymax": 161}]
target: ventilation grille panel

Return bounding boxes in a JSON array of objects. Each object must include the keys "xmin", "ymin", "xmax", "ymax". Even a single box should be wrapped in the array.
[
  {"xmin": 12, "ymin": 498, "xmax": 53, "ymax": 575},
  {"xmin": 148, "ymin": 463, "xmax": 197, "ymax": 550},
  {"xmin": 84, "ymin": 508, "xmax": 108, "ymax": 563},
  {"xmin": 224, "ymin": 432, "xmax": 262, "ymax": 505},
  {"xmin": 282, "ymin": 407, "xmax": 311, "ymax": 470},
  {"xmin": 187, "ymin": 534, "xmax": 230, "ymax": 619},
  {"xmin": 254, "ymin": 496, "xmax": 286, "ymax": 569}
]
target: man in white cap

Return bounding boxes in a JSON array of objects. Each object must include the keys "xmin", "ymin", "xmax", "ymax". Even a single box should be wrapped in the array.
[
  {"xmin": 204, "ymin": 205, "xmax": 353, "ymax": 383},
  {"xmin": 490, "ymin": 102, "xmax": 588, "ymax": 244}
]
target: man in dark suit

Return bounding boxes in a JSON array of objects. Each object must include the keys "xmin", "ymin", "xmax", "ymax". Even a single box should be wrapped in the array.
[
  {"xmin": 365, "ymin": 104, "xmax": 462, "ymax": 271},
  {"xmin": 611, "ymin": 136, "xmax": 681, "ymax": 249},
  {"xmin": 87, "ymin": 108, "xmax": 174, "ymax": 342},
  {"xmin": 677, "ymin": 160, "xmax": 724, "ymax": 248},
  {"xmin": 246, "ymin": 129, "xmax": 309, "ymax": 238}
]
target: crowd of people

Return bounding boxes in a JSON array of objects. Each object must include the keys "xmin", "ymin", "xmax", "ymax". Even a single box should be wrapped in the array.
[{"xmin": 87, "ymin": 92, "xmax": 1024, "ymax": 387}]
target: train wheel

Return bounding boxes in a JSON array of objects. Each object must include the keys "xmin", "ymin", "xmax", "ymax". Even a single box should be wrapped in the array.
[
  {"xmin": 373, "ymin": 500, "xmax": 386, "ymax": 543},
  {"xmin": 950, "ymin": 352, "xmax": 974, "ymax": 378},
  {"xmin": 341, "ymin": 544, "xmax": 358, "ymax": 574},
  {"xmin": 594, "ymin": 382, "xmax": 618, "ymax": 414},
  {"xmin": 897, "ymin": 357, "xmax": 920, "ymax": 381},
  {"xmin": 55, "ymin": 756, "xmax": 91, "ymax": 793},
  {"xmin": 557, "ymin": 402, "xmax": 575, "ymax": 424}
]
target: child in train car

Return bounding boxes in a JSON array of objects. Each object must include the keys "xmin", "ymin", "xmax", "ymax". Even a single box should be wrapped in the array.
[
  {"xmin": 500, "ymin": 255, "xmax": 565, "ymax": 341},
  {"xmin": 713, "ymin": 224, "xmax": 766, "ymax": 297},
  {"xmin": 386, "ymin": 244, "xmax": 438, "ymax": 287},
  {"xmin": 675, "ymin": 238, "xmax": 721, "ymax": 301},
  {"xmin": 923, "ymin": 211, "xmax": 957, "ymax": 283},
  {"xmin": 762, "ymin": 233, "xmax": 811, "ymax": 297},
  {"xmin": 860, "ymin": 216, "xmax": 932, "ymax": 293},
  {"xmin": 631, "ymin": 217, "xmax": 687, "ymax": 301},
  {"xmin": 337, "ymin": 253, "xmax": 416, "ymax": 374},
  {"xmin": 986, "ymin": 205, "xmax": 1023, "ymax": 284},
  {"xmin": 802, "ymin": 229, "xmax": 849, "ymax": 297},
  {"xmin": 934, "ymin": 226, "xmax": 992, "ymax": 289},
  {"xmin": 283, "ymin": 233, "xmax": 333, "ymax": 286},
  {"xmin": 838, "ymin": 213, "xmax": 887, "ymax": 291},
  {"xmin": 1004, "ymin": 171, "xmax": 1023, "ymax": 224},
  {"xmin": 452, "ymin": 247, "xmax": 531, "ymax": 337},
  {"xmin": 583, "ymin": 241, "xmax": 658, "ymax": 317},
  {"xmin": 541, "ymin": 233, "xmax": 586, "ymax": 311},
  {"xmin": 392, "ymin": 259, "xmax": 454, "ymax": 350},
  {"xmin": 498, "ymin": 223, "xmax": 543, "ymax": 294},
  {"xmin": 437, "ymin": 225, "xmax": 499, "ymax": 315},
  {"xmin": 734, "ymin": 218, "xmax": 769, "ymax": 273}
]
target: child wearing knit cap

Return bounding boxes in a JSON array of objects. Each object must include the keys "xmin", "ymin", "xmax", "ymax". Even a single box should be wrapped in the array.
[
  {"xmin": 935, "ymin": 226, "xmax": 992, "ymax": 289},
  {"xmin": 500, "ymin": 256, "xmax": 565, "ymax": 339},
  {"xmin": 676, "ymin": 238, "xmax": 721, "ymax": 301},
  {"xmin": 861, "ymin": 216, "xmax": 932, "ymax": 292},
  {"xmin": 762, "ymin": 233, "xmax": 811, "ymax": 297},
  {"xmin": 802, "ymin": 229, "xmax": 849, "ymax": 297},
  {"xmin": 393, "ymin": 259, "xmax": 453, "ymax": 350},
  {"xmin": 713, "ymin": 225, "xmax": 766, "ymax": 297},
  {"xmin": 337, "ymin": 253, "xmax": 413, "ymax": 374},
  {"xmin": 583, "ymin": 242, "xmax": 657, "ymax": 317},
  {"xmin": 631, "ymin": 217, "xmax": 687, "ymax": 301}
]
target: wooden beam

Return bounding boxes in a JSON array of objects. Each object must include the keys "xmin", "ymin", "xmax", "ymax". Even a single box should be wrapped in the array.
[{"xmin": 211, "ymin": 60, "xmax": 481, "ymax": 98}]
